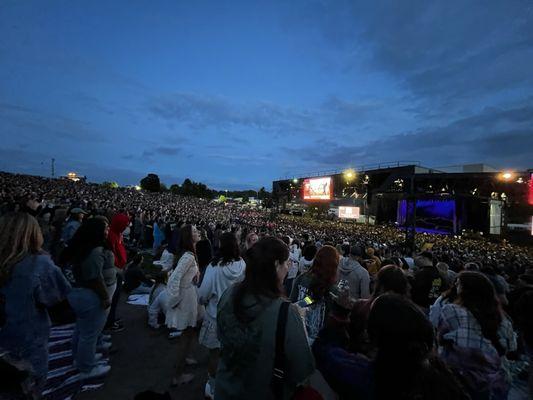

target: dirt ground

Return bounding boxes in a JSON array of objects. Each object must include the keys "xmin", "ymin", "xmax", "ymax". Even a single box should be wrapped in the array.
[{"xmin": 77, "ymin": 295, "xmax": 208, "ymax": 400}]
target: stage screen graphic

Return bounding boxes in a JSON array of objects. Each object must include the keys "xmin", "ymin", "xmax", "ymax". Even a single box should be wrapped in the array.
[
  {"xmin": 397, "ymin": 199, "xmax": 456, "ymax": 234},
  {"xmin": 339, "ymin": 206, "xmax": 360, "ymax": 219},
  {"xmin": 303, "ymin": 177, "xmax": 332, "ymax": 200}
]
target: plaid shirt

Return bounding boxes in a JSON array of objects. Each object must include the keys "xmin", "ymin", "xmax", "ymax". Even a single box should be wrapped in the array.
[{"xmin": 438, "ymin": 303, "xmax": 517, "ymax": 358}]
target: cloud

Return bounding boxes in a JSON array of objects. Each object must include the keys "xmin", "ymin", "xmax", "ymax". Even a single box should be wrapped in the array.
[
  {"xmin": 289, "ymin": 0, "xmax": 533, "ymax": 103},
  {"xmin": 124, "ymin": 146, "xmax": 181, "ymax": 161},
  {"xmin": 147, "ymin": 92, "xmax": 390, "ymax": 139},
  {"xmin": 0, "ymin": 103, "xmax": 106, "ymax": 143},
  {"xmin": 288, "ymin": 103, "xmax": 533, "ymax": 170}
]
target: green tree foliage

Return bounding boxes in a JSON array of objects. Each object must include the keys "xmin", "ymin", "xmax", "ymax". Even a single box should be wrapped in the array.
[
  {"xmin": 140, "ymin": 173, "xmax": 161, "ymax": 192},
  {"xmin": 101, "ymin": 181, "xmax": 119, "ymax": 189}
]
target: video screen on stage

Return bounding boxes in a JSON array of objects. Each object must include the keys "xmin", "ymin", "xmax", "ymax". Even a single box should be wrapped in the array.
[
  {"xmin": 339, "ymin": 206, "xmax": 360, "ymax": 219},
  {"xmin": 397, "ymin": 199, "xmax": 456, "ymax": 234},
  {"xmin": 303, "ymin": 177, "xmax": 332, "ymax": 200}
]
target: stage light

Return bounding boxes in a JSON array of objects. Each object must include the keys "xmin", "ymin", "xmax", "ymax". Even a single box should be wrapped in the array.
[
  {"xmin": 292, "ymin": 178, "xmax": 298, "ymax": 184},
  {"xmin": 343, "ymin": 168, "xmax": 356, "ymax": 182},
  {"xmin": 500, "ymin": 171, "xmax": 514, "ymax": 181},
  {"xmin": 134, "ymin": 185, "xmax": 141, "ymax": 191}
]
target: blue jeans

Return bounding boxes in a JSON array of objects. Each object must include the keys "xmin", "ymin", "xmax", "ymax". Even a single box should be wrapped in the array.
[{"xmin": 68, "ymin": 288, "xmax": 107, "ymax": 372}]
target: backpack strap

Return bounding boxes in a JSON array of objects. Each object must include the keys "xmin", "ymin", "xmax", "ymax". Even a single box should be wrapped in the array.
[{"xmin": 271, "ymin": 301, "xmax": 290, "ymax": 399}]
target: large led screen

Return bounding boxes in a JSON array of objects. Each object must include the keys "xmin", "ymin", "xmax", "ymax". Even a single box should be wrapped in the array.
[
  {"xmin": 397, "ymin": 199, "xmax": 456, "ymax": 234},
  {"xmin": 339, "ymin": 206, "xmax": 360, "ymax": 219},
  {"xmin": 303, "ymin": 177, "xmax": 332, "ymax": 200}
]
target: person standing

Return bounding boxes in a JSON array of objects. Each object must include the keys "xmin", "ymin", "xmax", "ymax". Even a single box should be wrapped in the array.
[
  {"xmin": 106, "ymin": 213, "xmax": 130, "ymax": 332},
  {"xmin": 290, "ymin": 245, "xmax": 340, "ymax": 344},
  {"xmin": 337, "ymin": 246, "xmax": 370, "ymax": 300},
  {"xmin": 216, "ymin": 237, "xmax": 315, "ymax": 399},
  {"xmin": 0, "ymin": 213, "xmax": 71, "ymax": 397},
  {"xmin": 438, "ymin": 271, "xmax": 517, "ymax": 400},
  {"xmin": 61, "ymin": 207, "xmax": 87, "ymax": 244},
  {"xmin": 166, "ymin": 225, "xmax": 201, "ymax": 386},
  {"xmin": 63, "ymin": 218, "xmax": 112, "ymax": 379},
  {"xmin": 198, "ymin": 232, "xmax": 246, "ymax": 398}
]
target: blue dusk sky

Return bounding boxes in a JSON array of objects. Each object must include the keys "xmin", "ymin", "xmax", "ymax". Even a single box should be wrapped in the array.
[{"xmin": 1, "ymin": 0, "xmax": 532, "ymax": 190}]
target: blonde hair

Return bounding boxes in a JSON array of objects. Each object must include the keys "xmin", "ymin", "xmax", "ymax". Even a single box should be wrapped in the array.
[{"xmin": 0, "ymin": 212, "xmax": 43, "ymax": 286}]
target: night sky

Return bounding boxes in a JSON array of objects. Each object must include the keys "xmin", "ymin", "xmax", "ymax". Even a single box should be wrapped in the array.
[{"xmin": 1, "ymin": 1, "xmax": 532, "ymax": 190}]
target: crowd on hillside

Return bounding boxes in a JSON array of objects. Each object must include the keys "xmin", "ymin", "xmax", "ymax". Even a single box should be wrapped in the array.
[{"xmin": 0, "ymin": 171, "xmax": 532, "ymax": 400}]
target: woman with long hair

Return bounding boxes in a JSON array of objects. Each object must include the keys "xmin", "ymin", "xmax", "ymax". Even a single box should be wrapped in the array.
[
  {"xmin": 438, "ymin": 271, "xmax": 517, "ymax": 400},
  {"xmin": 313, "ymin": 294, "xmax": 467, "ymax": 400},
  {"xmin": 290, "ymin": 245, "xmax": 339, "ymax": 343},
  {"xmin": 0, "ymin": 213, "xmax": 71, "ymax": 396},
  {"xmin": 349, "ymin": 264, "xmax": 410, "ymax": 355},
  {"xmin": 166, "ymin": 224, "xmax": 201, "ymax": 386},
  {"xmin": 198, "ymin": 232, "xmax": 246, "ymax": 398},
  {"xmin": 215, "ymin": 237, "xmax": 314, "ymax": 399},
  {"xmin": 63, "ymin": 218, "xmax": 112, "ymax": 379}
]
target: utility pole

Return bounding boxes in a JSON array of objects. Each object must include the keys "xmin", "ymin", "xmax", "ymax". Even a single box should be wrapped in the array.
[{"xmin": 51, "ymin": 158, "xmax": 55, "ymax": 178}]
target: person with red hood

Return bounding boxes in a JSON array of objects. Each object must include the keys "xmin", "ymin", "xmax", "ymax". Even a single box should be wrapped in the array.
[{"xmin": 106, "ymin": 213, "xmax": 130, "ymax": 332}]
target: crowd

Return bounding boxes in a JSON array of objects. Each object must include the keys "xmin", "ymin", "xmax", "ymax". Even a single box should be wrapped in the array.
[{"xmin": 0, "ymin": 171, "xmax": 532, "ymax": 400}]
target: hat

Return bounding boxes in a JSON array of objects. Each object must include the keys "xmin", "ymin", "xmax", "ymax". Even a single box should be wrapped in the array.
[
  {"xmin": 70, "ymin": 207, "xmax": 88, "ymax": 215},
  {"xmin": 350, "ymin": 246, "xmax": 363, "ymax": 257}
]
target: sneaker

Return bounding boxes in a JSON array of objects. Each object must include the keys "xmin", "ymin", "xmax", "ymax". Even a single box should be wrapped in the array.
[
  {"xmin": 109, "ymin": 322, "xmax": 124, "ymax": 333},
  {"xmin": 73, "ymin": 353, "xmax": 104, "ymax": 368},
  {"xmin": 97, "ymin": 342, "xmax": 112, "ymax": 352},
  {"xmin": 79, "ymin": 364, "xmax": 111, "ymax": 380},
  {"xmin": 171, "ymin": 373, "xmax": 194, "ymax": 386},
  {"xmin": 185, "ymin": 357, "xmax": 198, "ymax": 366},
  {"xmin": 204, "ymin": 380, "xmax": 215, "ymax": 399},
  {"xmin": 168, "ymin": 330, "xmax": 183, "ymax": 339}
]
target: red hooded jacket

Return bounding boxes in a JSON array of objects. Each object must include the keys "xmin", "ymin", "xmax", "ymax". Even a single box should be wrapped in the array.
[{"xmin": 108, "ymin": 213, "xmax": 129, "ymax": 269}]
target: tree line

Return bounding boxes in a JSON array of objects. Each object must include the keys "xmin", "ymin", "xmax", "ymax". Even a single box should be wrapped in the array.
[{"xmin": 137, "ymin": 173, "xmax": 271, "ymax": 202}]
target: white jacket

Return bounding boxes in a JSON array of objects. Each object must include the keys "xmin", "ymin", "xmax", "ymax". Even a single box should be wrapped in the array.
[
  {"xmin": 165, "ymin": 252, "xmax": 199, "ymax": 330},
  {"xmin": 198, "ymin": 258, "xmax": 246, "ymax": 319}
]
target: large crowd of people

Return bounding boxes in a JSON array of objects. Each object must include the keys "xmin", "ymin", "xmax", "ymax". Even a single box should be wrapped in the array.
[{"xmin": 0, "ymin": 170, "xmax": 532, "ymax": 400}]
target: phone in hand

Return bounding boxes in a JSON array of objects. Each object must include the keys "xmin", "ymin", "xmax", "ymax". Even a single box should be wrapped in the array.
[{"xmin": 296, "ymin": 296, "xmax": 315, "ymax": 308}]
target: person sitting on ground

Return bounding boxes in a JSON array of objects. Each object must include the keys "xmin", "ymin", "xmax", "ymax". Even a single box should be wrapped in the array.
[
  {"xmin": 153, "ymin": 245, "xmax": 175, "ymax": 272},
  {"xmin": 124, "ymin": 253, "xmax": 153, "ymax": 294},
  {"xmin": 147, "ymin": 271, "xmax": 168, "ymax": 329}
]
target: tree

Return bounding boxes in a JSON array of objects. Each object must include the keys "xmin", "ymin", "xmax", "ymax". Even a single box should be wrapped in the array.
[
  {"xmin": 258, "ymin": 187, "xmax": 271, "ymax": 200},
  {"xmin": 160, "ymin": 183, "xmax": 168, "ymax": 192},
  {"xmin": 101, "ymin": 181, "xmax": 119, "ymax": 189},
  {"xmin": 140, "ymin": 173, "xmax": 161, "ymax": 192}
]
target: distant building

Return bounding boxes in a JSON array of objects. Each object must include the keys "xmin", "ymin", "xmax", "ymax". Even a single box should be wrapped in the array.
[{"xmin": 61, "ymin": 172, "xmax": 87, "ymax": 183}]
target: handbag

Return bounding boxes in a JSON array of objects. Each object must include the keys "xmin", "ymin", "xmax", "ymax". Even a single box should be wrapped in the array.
[{"xmin": 271, "ymin": 301, "xmax": 323, "ymax": 400}]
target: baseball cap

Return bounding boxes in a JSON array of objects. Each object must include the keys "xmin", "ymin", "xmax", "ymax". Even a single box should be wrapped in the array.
[{"xmin": 70, "ymin": 207, "xmax": 88, "ymax": 214}]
